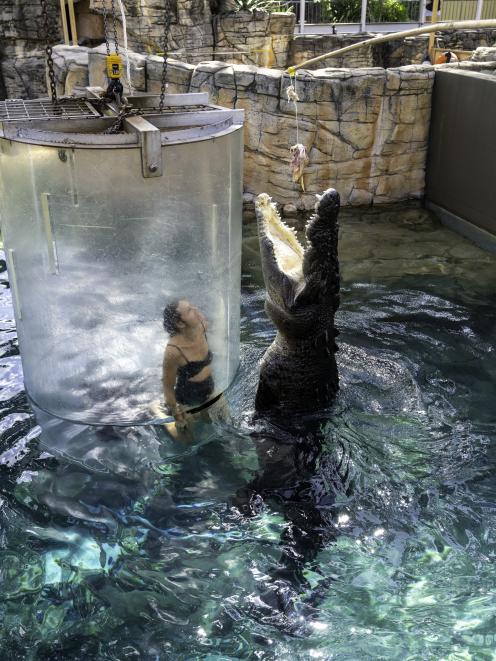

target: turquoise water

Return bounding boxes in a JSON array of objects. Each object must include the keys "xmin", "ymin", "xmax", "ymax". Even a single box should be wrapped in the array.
[{"xmin": 1, "ymin": 205, "xmax": 496, "ymax": 659}]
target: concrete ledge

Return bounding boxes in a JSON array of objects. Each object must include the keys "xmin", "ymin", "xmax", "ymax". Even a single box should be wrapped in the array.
[{"xmin": 426, "ymin": 201, "xmax": 496, "ymax": 255}]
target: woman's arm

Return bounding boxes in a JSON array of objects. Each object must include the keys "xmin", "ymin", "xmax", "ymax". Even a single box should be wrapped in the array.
[{"xmin": 162, "ymin": 347, "xmax": 187, "ymax": 427}]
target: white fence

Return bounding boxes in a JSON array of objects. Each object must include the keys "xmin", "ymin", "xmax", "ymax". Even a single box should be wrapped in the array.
[{"xmin": 267, "ymin": 0, "xmax": 492, "ymax": 33}]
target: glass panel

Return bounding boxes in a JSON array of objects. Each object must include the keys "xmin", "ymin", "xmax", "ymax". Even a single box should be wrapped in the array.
[{"xmin": 0, "ymin": 129, "xmax": 243, "ymax": 424}]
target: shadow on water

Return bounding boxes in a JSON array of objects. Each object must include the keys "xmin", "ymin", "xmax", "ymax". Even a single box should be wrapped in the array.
[{"xmin": 1, "ymin": 205, "xmax": 496, "ymax": 658}]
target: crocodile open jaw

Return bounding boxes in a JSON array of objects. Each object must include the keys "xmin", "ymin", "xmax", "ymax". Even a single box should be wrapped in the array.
[{"xmin": 255, "ymin": 193, "xmax": 304, "ymax": 282}]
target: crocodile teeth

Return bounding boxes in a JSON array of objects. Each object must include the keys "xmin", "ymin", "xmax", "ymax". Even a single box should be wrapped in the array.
[{"xmin": 256, "ymin": 192, "xmax": 304, "ymax": 279}]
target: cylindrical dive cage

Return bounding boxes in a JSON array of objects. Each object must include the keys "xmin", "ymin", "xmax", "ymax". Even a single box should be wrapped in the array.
[{"xmin": 0, "ymin": 92, "xmax": 244, "ymax": 425}]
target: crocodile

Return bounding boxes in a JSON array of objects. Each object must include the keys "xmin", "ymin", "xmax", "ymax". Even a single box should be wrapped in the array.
[{"xmin": 254, "ymin": 188, "xmax": 341, "ymax": 419}]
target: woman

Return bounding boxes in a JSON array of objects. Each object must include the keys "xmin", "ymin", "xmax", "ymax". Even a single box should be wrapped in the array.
[{"xmin": 162, "ymin": 299, "xmax": 214, "ymax": 429}]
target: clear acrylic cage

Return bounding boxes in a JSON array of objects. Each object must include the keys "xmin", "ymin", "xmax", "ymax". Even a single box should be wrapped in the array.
[{"xmin": 0, "ymin": 91, "xmax": 244, "ymax": 424}]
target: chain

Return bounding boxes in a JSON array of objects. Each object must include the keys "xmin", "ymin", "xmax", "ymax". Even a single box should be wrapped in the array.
[
  {"xmin": 110, "ymin": 0, "xmax": 120, "ymax": 54},
  {"xmin": 103, "ymin": 106, "xmax": 128, "ymax": 134},
  {"xmin": 40, "ymin": 0, "xmax": 59, "ymax": 106},
  {"xmin": 102, "ymin": 104, "xmax": 148, "ymax": 134},
  {"xmin": 159, "ymin": 0, "xmax": 172, "ymax": 112},
  {"xmin": 102, "ymin": 0, "xmax": 111, "ymax": 56},
  {"xmin": 89, "ymin": 95, "xmax": 123, "ymax": 134}
]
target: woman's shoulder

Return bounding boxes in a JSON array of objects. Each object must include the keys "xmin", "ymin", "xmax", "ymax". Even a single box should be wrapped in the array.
[{"xmin": 165, "ymin": 340, "xmax": 186, "ymax": 359}]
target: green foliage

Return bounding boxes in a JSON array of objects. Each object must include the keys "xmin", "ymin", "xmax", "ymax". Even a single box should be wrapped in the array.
[
  {"xmin": 314, "ymin": 0, "xmax": 409, "ymax": 22},
  {"xmin": 224, "ymin": 0, "xmax": 410, "ymax": 20},
  {"xmin": 369, "ymin": 0, "xmax": 409, "ymax": 22},
  {"xmin": 231, "ymin": 0, "xmax": 273, "ymax": 10},
  {"xmin": 269, "ymin": 2, "xmax": 295, "ymax": 12}
]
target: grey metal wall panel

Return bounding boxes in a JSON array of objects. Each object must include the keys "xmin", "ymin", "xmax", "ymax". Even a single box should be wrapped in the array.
[{"xmin": 426, "ymin": 69, "xmax": 496, "ymax": 236}]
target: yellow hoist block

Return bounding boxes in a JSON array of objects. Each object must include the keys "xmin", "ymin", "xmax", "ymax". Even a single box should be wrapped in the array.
[{"xmin": 106, "ymin": 54, "xmax": 123, "ymax": 79}]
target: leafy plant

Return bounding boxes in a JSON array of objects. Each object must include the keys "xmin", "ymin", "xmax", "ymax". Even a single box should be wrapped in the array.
[
  {"xmin": 369, "ymin": 0, "xmax": 409, "ymax": 22},
  {"xmin": 313, "ymin": 0, "xmax": 409, "ymax": 22},
  {"xmin": 232, "ymin": 0, "xmax": 273, "ymax": 10}
]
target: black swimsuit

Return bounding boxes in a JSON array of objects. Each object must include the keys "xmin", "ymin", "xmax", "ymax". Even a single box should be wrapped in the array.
[{"xmin": 169, "ymin": 340, "xmax": 214, "ymax": 407}]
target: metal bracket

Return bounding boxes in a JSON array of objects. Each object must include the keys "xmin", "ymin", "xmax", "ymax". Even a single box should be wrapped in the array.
[{"xmin": 123, "ymin": 116, "xmax": 162, "ymax": 178}]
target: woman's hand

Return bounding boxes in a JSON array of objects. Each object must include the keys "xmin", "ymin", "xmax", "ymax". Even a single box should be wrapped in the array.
[
  {"xmin": 168, "ymin": 403, "xmax": 188, "ymax": 430},
  {"xmin": 175, "ymin": 409, "xmax": 188, "ymax": 430}
]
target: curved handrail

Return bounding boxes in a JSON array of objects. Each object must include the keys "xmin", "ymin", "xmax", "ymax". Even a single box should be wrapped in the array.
[{"xmin": 286, "ymin": 18, "xmax": 496, "ymax": 73}]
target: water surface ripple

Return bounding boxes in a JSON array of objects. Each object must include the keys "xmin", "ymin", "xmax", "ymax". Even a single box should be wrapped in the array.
[{"xmin": 1, "ymin": 207, "xmax": 496, "ymax": 660}]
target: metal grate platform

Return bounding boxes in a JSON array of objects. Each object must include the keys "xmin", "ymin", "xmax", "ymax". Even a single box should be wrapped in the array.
[
  {"xmin": 0, "ymin": 92, "xmax": 244, "ymax": 157},
  {"xmin": 0, "ymin": 98, "xmax": 101, "ymax": 122}
]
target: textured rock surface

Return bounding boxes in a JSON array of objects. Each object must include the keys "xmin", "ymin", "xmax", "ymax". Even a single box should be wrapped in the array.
[
  {"xmin": 35, "ymin": 46, "xmax": 496, "ymax": 209},
  {"xmin": 87, "ymin": 0, "xmax": 215, "ymax": 62},
  {"xmin": 435, "ymin": 28, "xmax": 496, "ymax": 52},
  {"xmin": 2, "ymin": 0, "xmax": 495, "ymax": 101},
  {"xmin": 289, "ymin": 29, "xmax": 496, "ymax": 69},
  {"xmin": 215, "ymin": 11, "xmax": 295, "ymax": 68},
  {"xmin": 0, "ymin": 0, "xmax": 293, "ymax": 98},
  {"xmin": 386, "ymin": 35, "xmax": 430, "ymax": 67},
  {"xmin": 3, "ymin": 0, "xmax": 495, "ymax": 210},
  {"xmin": 387, "ymin": 29, "xmax": 496, "ymax": 66},
  {"xmin": 0, "ymin": 0, "xmax": 213, "ymax": 99},
  {"xmin": 180, "ymin": 61, "xmax": 436, "ymax": 207},
  {"xmin": 50, "ymin": 46, "xmax": 89, "ymax": 97},
  {"xmin": 290, "ymin": 34, "xmax": 380, "ymax": 69},
  {"xmin": 172, "ymin": 58, "xmax": 496, "ymax": 208},
  {"xmin": 471, "ymin": 46, "xmax": 496, "ymax": 61},
  {"xmin": 0, "ymin": 0, "xmax": 59, "ymax": 98}
]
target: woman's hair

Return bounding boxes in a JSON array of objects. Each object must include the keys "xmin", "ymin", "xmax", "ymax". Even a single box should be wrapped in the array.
[{"xmin": 163, "ymin": 299, "xmax": 182, "ymax": 335}]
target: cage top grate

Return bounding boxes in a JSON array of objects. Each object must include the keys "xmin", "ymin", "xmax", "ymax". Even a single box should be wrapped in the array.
[
  {"xmin": 0, "ymin": 98, "xmax": 102, "ymax": 122},
  {"xmin": 0, "ymin": 98, "xmax": 218, "ymax": 123},
  {"xmin": 0, "ymin": 93, "xmax": 244, "ymax": 149}
]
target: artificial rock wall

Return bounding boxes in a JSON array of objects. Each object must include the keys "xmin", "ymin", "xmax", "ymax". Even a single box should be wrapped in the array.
[
  {"xmin": 0, "ymin": 0, "xmax": 294, "ymax": 99},
  {"xmin": 3, "ymin": 0, "xmax": 496, "ymax": 211},
  {"xmin": 2, "ymin": 0, "xmax": 494, "ymax": 101},
  {"xmin": 30, "ymin": 45, "xmax": 496, "ymax": 210},
  {"xmin": 169, "ymin": 60, "xmax": 436, "ymax": 209},
  {"xmin": 0, "ymin": 0, "xmax": 214, "ymax": 99},
  {"xmin": 85, "ymin": 0, "xmax": 215, "ymax": 59},
  {"xmin": 214, "ymin": 10, "xmax": 295, "ymax": 68},
  {"xmin": 290, "ymin": 35, "xmax": 385, "ymax": 69},
  {"xmin": 145, "ymin": 55, "xmax": 496, "ymax": 210},
  {"xmin": 290, "ymin": 28, "xmax": 496, "ymax": 70},
  {"xmin": 0, "ymin": 0, "xmax": 60, "ymax": 98}
]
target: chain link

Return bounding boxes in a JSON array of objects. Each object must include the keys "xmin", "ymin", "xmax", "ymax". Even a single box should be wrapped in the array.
[
  {"xmin": 102, "ymin": 0, "xmax": 111, "ymax": 56},
  {"xmin": 159, "ymin": 0, "xmax": 172, "ymax": 112},
  {"xmin": 110, "ymin": 0, "xmax": 120, "ymax": 54},
  {"xmin": 101, "ymin": 0, "xmax": 124, "ymax": 128},
  {"xmin": 40, "ymin": 0, "xmax": 59, "ymax": 106},
  {"xmin": 102, "ymin": 104, "xmax": 148, "ymax": 134},
  {"xmin": 103, "ymin": 106, "xmax": 127, "ymax": 134}
]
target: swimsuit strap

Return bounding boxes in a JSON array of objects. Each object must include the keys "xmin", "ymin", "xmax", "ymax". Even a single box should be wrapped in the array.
[
  {"xmin": 170, "ymin": 323, "xmax": 208, "ymax": 360},
  {"xmin": 168, "ymin": 344, "xmax": 190, "ymax": 363}
]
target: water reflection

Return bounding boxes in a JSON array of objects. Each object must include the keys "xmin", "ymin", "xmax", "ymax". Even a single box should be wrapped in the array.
[
  {"xmin": 233, "ymin": 424, "xmax": 347, "ymax": 557},
  {"xmin": 1, "ymin": 205, "xmax": 496, "ymax": 658}
]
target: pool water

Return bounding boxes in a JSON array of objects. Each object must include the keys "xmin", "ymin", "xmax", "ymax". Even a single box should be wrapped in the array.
[{"xmin": 1, "ymin": 204, "xmax": 496, "ymax": 660}]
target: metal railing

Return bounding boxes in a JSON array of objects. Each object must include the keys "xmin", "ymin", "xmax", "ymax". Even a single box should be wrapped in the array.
[
  {"xmin": 267, "ymin": 0, "xmax": 494, "ymax": 31},
  {"xmin": 268, "ymin": 0, "xmax": 422, "ymax": 24},
  {"xmin": 269, "ymin": 0, "xmax": 421, "ymax": 23}
]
